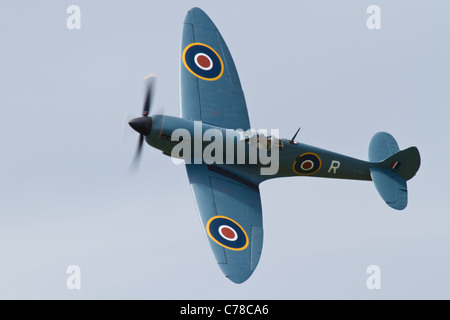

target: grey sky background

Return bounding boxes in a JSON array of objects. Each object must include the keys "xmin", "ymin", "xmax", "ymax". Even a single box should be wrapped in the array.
[{"xmin": 1, "ymin": 0, "xmax": 449, "ymax": 299}]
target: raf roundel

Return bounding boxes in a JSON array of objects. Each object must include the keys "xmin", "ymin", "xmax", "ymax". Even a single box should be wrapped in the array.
[
  {"xmin": 206, "ymin": 216, "xmax": 249, "ymax": 251},
  {"xmin": 182, "ymin": 43, "xmax": 224, "ymax": 81},
  {"xmin": 293, "ymin": 152, "xmax": 322, "ymax": 175}
]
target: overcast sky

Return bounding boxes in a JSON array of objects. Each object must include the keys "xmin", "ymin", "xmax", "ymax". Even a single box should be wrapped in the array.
[{"xmin": 1, "ymin": 0, "xmax": 449, "ymax": 299}]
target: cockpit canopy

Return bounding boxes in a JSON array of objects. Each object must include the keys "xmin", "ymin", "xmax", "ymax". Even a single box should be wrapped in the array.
[{"xmin": 238, "ymin": 130, "xmax": 284, "ymax": 150}]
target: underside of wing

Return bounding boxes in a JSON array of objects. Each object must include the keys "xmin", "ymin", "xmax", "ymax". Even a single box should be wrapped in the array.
[
  {"xmin": 185, "ymin": 163, "xmax": 263, "ymax": 283},
  {"xmin": 180, "ymin": 7, "xmax": 250, "ymax": 131}
]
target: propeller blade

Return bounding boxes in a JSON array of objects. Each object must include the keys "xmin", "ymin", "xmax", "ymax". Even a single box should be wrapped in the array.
[
  {"xmin": 129, "ymin": 73, "xmax": 157, "ymax": 173},
  {"xmin": 130, "ymin": 134, "xmax": 144, "ymax": 172},
  {"xmin": 142, "ymin": 74, "xmax": 157, "ymax": 117}
]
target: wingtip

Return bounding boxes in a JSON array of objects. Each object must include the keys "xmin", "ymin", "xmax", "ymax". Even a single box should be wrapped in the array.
[
  {"xmin": 219, "ymin": 264, "xmax": 254, "ymax": 284},
  {"xmin": 188, "ymin": 7, "xmax": 204, "ymax": 13},
  {"xmin": 226, "ymin": 276, "xmax": 250, "ymax": 284},
  {"xmin": 184, "ymin": 7, "xmax": 217, "ymax": 30}
]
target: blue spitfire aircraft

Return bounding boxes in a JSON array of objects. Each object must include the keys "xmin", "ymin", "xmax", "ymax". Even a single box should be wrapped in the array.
[{"xmin": 128, "ymin": 8, "xmax": 421, "ymax": 283}]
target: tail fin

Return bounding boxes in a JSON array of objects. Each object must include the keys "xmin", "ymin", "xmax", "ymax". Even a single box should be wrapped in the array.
[{"xmin": 369, "ymin": 132, "xmax": 421, "ymax": 210}]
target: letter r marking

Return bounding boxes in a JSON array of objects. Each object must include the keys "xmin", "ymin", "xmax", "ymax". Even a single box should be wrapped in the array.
[{"xmin": 328, "ymin": 160, "xmax": 341, "ymax": 174}]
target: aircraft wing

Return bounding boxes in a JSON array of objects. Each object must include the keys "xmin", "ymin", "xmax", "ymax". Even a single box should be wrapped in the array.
[
  {"xmin": 185, "ymin": 163, "xmax": 263, "ymax": 283},
  {"xmin": 180, "ymin": 7, "xmax": 250, "ymax": 130}
]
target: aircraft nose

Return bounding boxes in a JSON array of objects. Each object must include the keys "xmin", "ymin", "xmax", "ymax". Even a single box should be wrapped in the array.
[{"xmin": 129, "ymin": 116, "xmax": 152, "ymax": 136}]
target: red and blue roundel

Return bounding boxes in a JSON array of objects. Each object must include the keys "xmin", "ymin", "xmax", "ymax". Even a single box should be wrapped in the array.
[
  {"xmin": 182, "ymin": 43, "xmax": 224, "ymax": 81},
  {"xmin": 293, "ymin": 152, "xmax": 322, "ymax": 175},
  {"xmin": 206, "ymin": 216, "xmax": 248, "ymax": 251}
]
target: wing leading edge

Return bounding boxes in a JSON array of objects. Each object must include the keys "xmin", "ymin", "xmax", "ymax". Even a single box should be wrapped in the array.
[{"xmin": 185, "ymin": 163, "xmax": 263, "ymax": 283}]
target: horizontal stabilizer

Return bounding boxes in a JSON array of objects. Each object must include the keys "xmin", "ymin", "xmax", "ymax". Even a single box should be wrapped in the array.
[
  {"xmin": 368, "ymin": 132, "xmax": 421, "ymax": 210},
  {"xmin": 370, "ymin": 169, "xmax": 407, "ymax": 210},
  {"xmin": 369, "ymin": 132, "xmax": 400, "ymax": 162}
]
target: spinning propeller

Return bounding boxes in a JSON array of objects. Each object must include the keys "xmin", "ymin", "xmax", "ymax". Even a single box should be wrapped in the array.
[{"xmin": 128, "ymin": 74, "xmax": 157, "ymax": 170}]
